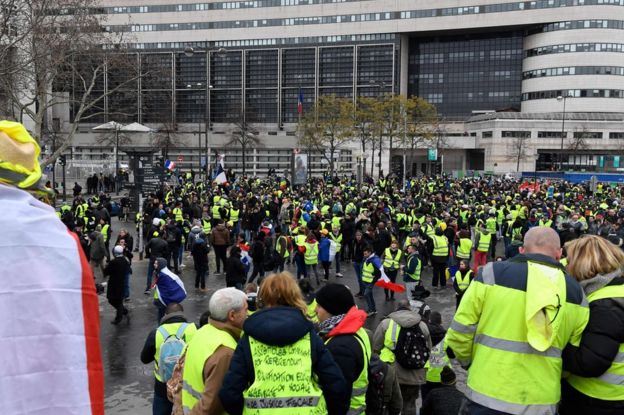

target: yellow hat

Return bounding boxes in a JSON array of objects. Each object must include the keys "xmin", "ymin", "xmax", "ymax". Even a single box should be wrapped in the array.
[
  {"xmin": 439, "ymin": 222, "xmax": 447, "ymax": 231},
  {"xmin": 0, "ymin": 121, "xmax": 42, "ymax": 189}
]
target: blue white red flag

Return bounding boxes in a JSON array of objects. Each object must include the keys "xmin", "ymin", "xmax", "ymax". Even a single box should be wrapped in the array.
[
  {"xmin": 164, "ymin": 159, "xmax": 176, "ymax": 171},
  {"xmin": 213, "ymin": 154, "xmax": 227, "ymax": 184},
  {"xmin": 297, "ymin": 89, "xmax": 304, "ymax": 114}
]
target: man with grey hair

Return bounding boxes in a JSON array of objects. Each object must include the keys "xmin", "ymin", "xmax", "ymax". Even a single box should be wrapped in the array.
[{"xmin": 180, "ymin": 288, "xmax": 248, "ymax": 415}]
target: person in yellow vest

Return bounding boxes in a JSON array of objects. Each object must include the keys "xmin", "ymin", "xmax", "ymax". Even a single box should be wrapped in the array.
[
  {"xmin": 329, "ymin": 225, "xmax": 344, "ymax": 278},
  {"xmin": 315, "ymin": 283, "xmax": 370, "ymax": 415},
  {"xmin": 446, "ymin": 227, "xmax": 589, "ymax": 415},
  {"xmin": 362, "ymin": 244, "xmax": 390, "ymax": 317},
  {"xmin": 373, "ymin": 299, "xmax": 433, "ymax": 414},
  {"xmin": 301, "ymin": 232, "xmax": 321, "ymax": 285},
  {"xmin": 420, "ymin": 311, "xmax": 451, "ymax": 402},
  {"xmin": 382, "ymin": 240, "xmax": 403, "ymax": 301},
  {"xmin": 455, "ymin": 226, "xmax": 473, "ymax": 266},
  {"xmin": 180, "ymin": 288, "xmax": 247, "ymax": 415},
  {"xmin": 452, "ymin": 260, "xmax": 473, "ymax": 309},
  {"xmin": 140, "ymin": 303, "xmax": 197, "ymax": 415},
  {"xmin": 219, "ymin": 272, "xmax": 350, "ymax": 414},
  {"xmin": 560, "ymin": 235, "xmax": 624, "ymax": 414},
  {"xmin": 473, "ymin": 227, "xmax": 492, "ymax": 273},
  {"xmin": 428, "ymin": 227, "xmax": 449, "ymax": 289},
  {"xmin": 403, "ymin": 244, "xmax": 422, "ymax": 297}
]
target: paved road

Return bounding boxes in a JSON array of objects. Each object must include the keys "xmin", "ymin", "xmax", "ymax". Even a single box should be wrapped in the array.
[{"xmin": 101, "ymin": 218, "xmax": 472, "ymax": 414}]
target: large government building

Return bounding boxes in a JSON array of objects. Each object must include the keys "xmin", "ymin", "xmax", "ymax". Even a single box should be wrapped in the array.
[{"xmin": 48, "ymin": 0, "xmax": 624, "ymax": 178}]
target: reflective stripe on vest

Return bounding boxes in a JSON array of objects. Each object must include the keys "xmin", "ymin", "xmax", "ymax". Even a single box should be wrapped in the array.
[
  {"xmin": 425, "ymin": 338, "xmax": 451, "ymax": 383},
  {"xmin": 329, "ymin": 232, "xmax": 342, "ymax": 252},
  {"xmin": 182, "ymin": 324, "xmax": 236, "ymax": 413},
  {"xmin": 477, "ymin": 232, "xmax": 492, "ymax": 252},
  {"xmin": 211, "ymin": 205, "xmax": 221, "ymax": 219},
  {"xmin": 455, "ymin": 270, "xmax": 473, "ymax": 292},
  {"xmin": 244, "ymin": 333, "xmax": 326, "ymax": 414},
  {"xmin": 432, "ymin": 235, "xmax": 448, "ymax": 257},
  {"xmin": 456, "ymin": 238, "xmax": 473, "ymax": 259},
  {"xmin": 379, "ymin": 319, "xmax": 400, "ymax": 364},
  {"xmin": 304, "ymin": 242, "xmax": 318, "ymax": 265},
  {"xmin": 362, "ymin": 261, "xmax": 375, "ymax": 283},
  {"xmin": 383, "ymin": 248, "xmax": 402, "ymax": 270},
  {"xmin": 326, "ymin": 328, "xmax": 370, "ymax": 414},
  {"xmin": 567, "ymin": 283, "xmax": 624, "ymax": 400},
  {"xmin": 405, "ymin": 255, "xmax": 421, "ymax": 282},
  {"xmin": 230, "ymin": 209, "xmax": 240, "ymax": 222}
]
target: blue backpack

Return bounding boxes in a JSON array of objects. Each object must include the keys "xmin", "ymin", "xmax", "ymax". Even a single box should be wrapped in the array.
[{"xmin": 158, "ymin": 323, "xmax": 188, "ymax": 382}]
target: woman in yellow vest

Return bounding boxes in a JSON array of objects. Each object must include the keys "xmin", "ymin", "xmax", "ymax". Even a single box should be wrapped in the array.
[
  {"xmin": 452, "ymin": 260, "xmax": 474, "ymax": 309},
  {"xmin": 219, "ymin": 272, "xmax": 349, "ymax": 414},
  {"xmin": 560, "ymin": 235, "xmax": 624, "ymax": 414}
]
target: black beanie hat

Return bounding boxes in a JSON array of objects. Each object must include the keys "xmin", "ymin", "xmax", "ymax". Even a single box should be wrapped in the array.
[
  {"xmin": 315, "ymin": 283, "xmax": 355, "ymax": 316},
  {"xmin": 440, "ymin": 366, "xmax": 456, "ymax": 385}
]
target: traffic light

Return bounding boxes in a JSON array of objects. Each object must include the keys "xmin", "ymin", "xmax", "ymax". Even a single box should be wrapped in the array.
[{"xmin": 59, "ymin": 155, "xmax": 66, "ymax": 166}]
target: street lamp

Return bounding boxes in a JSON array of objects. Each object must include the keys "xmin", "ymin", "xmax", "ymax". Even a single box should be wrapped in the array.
[
  {"xmin": 557, "ymin": 94, "xmax": 571, "ymax": 170},
  {"xmin": 184, "ymin": 45, "xmax": 225, "ymax": 179}
]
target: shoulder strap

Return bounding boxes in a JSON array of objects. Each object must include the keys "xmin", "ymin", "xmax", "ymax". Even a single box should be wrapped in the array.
[
  {"xmin": 158, "ymin": 326, "xmax": 169, "ymax": 340},
  {"xmin": 353, "ymin": 332, "xmax": 371, "ymax": 362},
  {"xmin": 175, "ymin": 323, "xmax": 188, "ymax": 339}
]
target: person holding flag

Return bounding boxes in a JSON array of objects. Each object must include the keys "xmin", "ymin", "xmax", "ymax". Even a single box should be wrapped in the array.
[
  {"xmin": 361, "ymin": 244, "xmax": 390, "ymax": 317},
  {"xmin": 0, "ymin": 120, "xmax": 104, "ymax": 414}
]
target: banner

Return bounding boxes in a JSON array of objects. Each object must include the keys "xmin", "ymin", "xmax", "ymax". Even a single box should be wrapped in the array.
[{"xmin": 293, "ymin": 153, "xmax": 308, "ymax": 185}]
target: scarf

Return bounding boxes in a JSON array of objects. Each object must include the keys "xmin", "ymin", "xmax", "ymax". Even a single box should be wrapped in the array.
[
  {"xmin": 318, "ymin": 313, "xmax": 346, "ymax": 337},
  {"xmin": 580, "ymin": 267, "xmax": 624, "ymax": 296}
]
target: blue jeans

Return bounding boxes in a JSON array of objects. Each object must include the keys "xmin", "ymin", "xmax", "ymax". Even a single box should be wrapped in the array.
[
  {"xmin": 146, "ymin": 260, "xmax": 154, "ymax": 291},
  {"xmin": 363, "ymin": 281, "xmax": 376, "ymax": 313},
  {"xmin": 153, "ymin": 391, "xmax": 173, "ymax": 415},
  {"xmin": 353, "ymin": 262, "xmax": 364, "ymax": 294},
  {"xmin": 295, "ymin": 253, "xmax": 307, "ymax": 279}
]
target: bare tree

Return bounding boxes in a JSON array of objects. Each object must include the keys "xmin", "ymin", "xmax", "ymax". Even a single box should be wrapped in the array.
[
  {"xmin": 0, "ymin": 0, "xmax": 144, "ymax": 167},
  {"xmin": 152, "ymin": 120, "xmax": 184, "ymax": 160},
  {"xmin": 227, "ymin": 111, "xmax": 261, "ymax": 175},
  {"xmin": 352, "ymin": 96, "xmax": 377, "ymax": 175},
  {"xmin": 399, "ymin": 96, "xmax": 438, "ymax": 176},
  {"xmin": 507, "ymin": 133, "xmax": 531, "ymax": 171},
  {"xmin": 298, "ymin": 95, "xmax": 353, "ymax": 175}
]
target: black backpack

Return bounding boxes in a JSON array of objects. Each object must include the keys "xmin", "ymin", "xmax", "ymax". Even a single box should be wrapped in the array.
[{"xmin": 394, "ymin": 323, "xmax": 430, "ymax": 370}]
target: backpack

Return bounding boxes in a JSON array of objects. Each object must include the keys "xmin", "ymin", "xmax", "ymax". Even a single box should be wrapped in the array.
[
  {"xmin": 263, "ymin": 248, "xmax": 280, "ymax": 271},
  {"xmin": 353, "ymin": 333, "xmax": 388, "ymax": 415},
  {"xmin": 166, "ymin": 230, "xmax": 177, "ymax": 244},
  {"xmin": 158, "ymin": 323, "xmax": 189, "ymax": 383},
  {"xmin": 393, "ymin": 323, "xmax": 430, "ymax": 370}
]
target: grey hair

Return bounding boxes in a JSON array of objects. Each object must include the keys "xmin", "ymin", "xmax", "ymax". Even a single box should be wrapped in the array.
[{"xmin": 209, "ymin": 288, "xmax": 248, "ymax": 322}]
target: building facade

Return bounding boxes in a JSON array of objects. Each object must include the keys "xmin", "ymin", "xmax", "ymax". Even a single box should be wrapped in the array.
[{"xmin": 49, "ymin": 0, "xmax": 624, "ymax": 178}]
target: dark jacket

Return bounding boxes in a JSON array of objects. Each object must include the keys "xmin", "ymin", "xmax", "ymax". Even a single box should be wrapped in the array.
[
  {"xmin": 140, "ymin": 313, "xmax": 195, "ymax": 396},
  {"xmin": 219, "ymin": 306, "xmax": 349, "ymax": 415},
  {"xmin": 562, "ymin": 276, "xmax": 624, "ymax": 406},
  {"xmin": 104, "ymin": 255, "xmax": 131, "ymax": 302},
  {"xmin": 226, "ymin": 253, "xmax": 246, "ymax": 287},
  {"xmin": 191, "ymin": 239, "xmax": 209, "ymax": 269},
  {"xmin": 165, "ymin": 224, "xmax": 182, "ymax": 247},
  {"xmin": 421, "ymin": 385, "xmax": 464, "ymax": 415},
  {"xmin": 211, "ymin": 223, "xmax": 231, "ymax": 246},
  {"xmin": 322, "ymin": 306, "xmax": 368, "ymax": 402},
  {"xmin": 146, "ymin": 237, "xmax": 168, "ymax": 259}
]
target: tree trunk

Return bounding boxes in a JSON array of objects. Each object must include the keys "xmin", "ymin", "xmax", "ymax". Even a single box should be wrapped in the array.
[
  {"xmin": 371, "ymin": 139, "xmax": 376, "ymax": 177},
  {"xmin": 361, "ymin": 140, "xmax": 367, "ymax": 177}
]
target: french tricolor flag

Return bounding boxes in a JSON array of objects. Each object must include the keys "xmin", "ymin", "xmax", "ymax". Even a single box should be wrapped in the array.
[
  {"xmin": 164, "ymin": 159, "xmax": 176, "ymax": 171},
  {"xmin": 297, "ymin": 89, "xmax": 304, "ymax": 115}
]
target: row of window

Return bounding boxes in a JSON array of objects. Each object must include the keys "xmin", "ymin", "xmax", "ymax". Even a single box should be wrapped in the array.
[
  {"xmin": 523, "ymin": 66, "xmax": 624, "ymax": 79},
  {"xmin": 112, "ymin": 33, "xmax": 397, "ymax": 50},
  {"xmin": 482, "ymin": 131, "xmax": 624, "ymax": 138},
  {"xmin": 525, "ymin": 42, "xmax": 624, "ymax": 56},
  {"xmin": 522, "ymin": 89, "xmax": 624, "ymax": 100},
  {"xmin": 105, "ymin": 6, "xmax": 624, "ymax": 33},
  {"xmin": 89, "ymin": 0, "xmax": 624, "ymax": 17}
]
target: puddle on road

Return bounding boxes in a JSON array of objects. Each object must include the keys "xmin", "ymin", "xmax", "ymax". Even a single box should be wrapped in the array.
[{"xmin": 105, "ymin": 381, "xmax": 151, "ymax": 414}]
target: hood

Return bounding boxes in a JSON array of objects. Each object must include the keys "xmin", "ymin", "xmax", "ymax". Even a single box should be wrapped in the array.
[
  {"xmin": 388, "ymin": 309, "xmax": 422, "ymax": 328},
  {"xmin": 190, "ymin": 226, "xmax": 202, "ymax": 234},
  {"xmin": 155, "ymin": 257, "xmax": 168, "ymax": 271},
  {"xmin": 159, "ymin": 311, "xmax": 188, "ymax": 325},
  {"xmin": 580, "ymin": 268, "xmax": 624, "ymax": 296},
  {"xmin": 327, "ymin": 306, "xmax": 367, "ymax": 337},
  {"xmin": 525, "ymin": 261, "xmax": 567, "ymax": 352},
  {"xmin": 215, "ymin": 224, "xmax": 226, "ymax": 231},
  {"xmin": 243, "ymin": 306, "xmax": 314, "ymax": 346}
]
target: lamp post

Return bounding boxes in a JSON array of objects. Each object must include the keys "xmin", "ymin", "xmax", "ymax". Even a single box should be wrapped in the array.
[
  {"xmin": 184, "ymin": 44, "xmax": 225, "ymax": 180},
  {"xmin": 557, "ymin": 94, "xmax": 571, "ymax": 170}
]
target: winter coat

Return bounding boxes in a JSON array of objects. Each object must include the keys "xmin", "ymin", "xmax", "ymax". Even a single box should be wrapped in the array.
[
  {"xmin": 322, "ymin": 306, "xmax": 368, "ymax": 401},
  {"xmin": 225, "ymin": 253, "xmax": 246, "ymax": 287},
  {"xmin": 318, "ymin": 237, "xmax": 331, "ymax": 262},
  {"xmin": 562, "ymin": 275, "xmax": 624, "ymax": 407},
  {"xmin": 165, "ymin": 224, "xmax": 182, "ymax": 247},
  {"xmin": 210, "ymin": 224, "xmax": 230, "ymax": 246},
  {"xmin": 373, "ymin": 309, "xmax": 432, "ymax": 386},
  {"xmin": 146, "ymin": 237, "xmax": 168, "ymax": 259},
  {"xmin": 191, "ymin": 239, "xmax": 209, "ymax": 269},
  {"xmin": 88, "ymin": 232, "xmax": 107, "ymax": 261},
  {"xmin": 219, "ymin": 306, "xmax": 349, "ymax": 415},
  {"xmin": 104, "ymin": 256, "xmax": 130, "ymax": 302}
]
